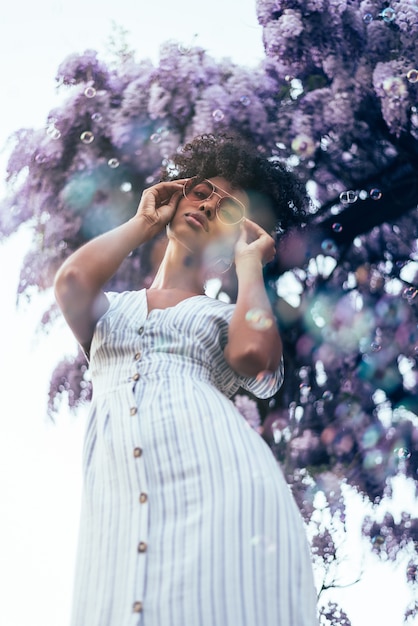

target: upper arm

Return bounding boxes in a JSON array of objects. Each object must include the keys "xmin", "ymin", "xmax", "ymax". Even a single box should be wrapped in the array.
[{"xmin": 54, "ymin": 266, "xmax": 110, "ymax": 354}]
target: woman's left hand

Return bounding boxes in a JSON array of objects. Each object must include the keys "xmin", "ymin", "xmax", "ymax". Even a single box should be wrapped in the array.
[{"xmin": 234, "ymin": 218, "xmax": 276, "ymax": 266}]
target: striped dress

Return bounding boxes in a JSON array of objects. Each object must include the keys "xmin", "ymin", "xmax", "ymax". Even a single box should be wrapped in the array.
[{"xmin": 70, "ymin": 288, "xmax": 318, "ymax": 626}]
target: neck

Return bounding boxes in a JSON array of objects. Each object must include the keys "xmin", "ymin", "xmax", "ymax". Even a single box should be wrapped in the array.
[{"xmin": 150, "ymin": 239, "xmax": 205, "ymax": 295}]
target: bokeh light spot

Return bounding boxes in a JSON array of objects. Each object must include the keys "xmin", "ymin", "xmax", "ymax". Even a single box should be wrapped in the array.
[{"xmin": 120, "ymin": 182, "xmax": 132, "ymax": 193}]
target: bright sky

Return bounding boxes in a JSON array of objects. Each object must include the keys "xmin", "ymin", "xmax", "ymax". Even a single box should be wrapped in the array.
[{"xmin": 0, "ymin": 2, "xmax": 417, "ymax": 626}]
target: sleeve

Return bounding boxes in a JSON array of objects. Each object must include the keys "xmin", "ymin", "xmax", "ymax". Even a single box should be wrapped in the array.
[
  {"xmin": 216, "ymin": 300, "xmax": 285, "ymax": 400},
  {"xmin": 103, "ymin": 290, "xmax": 123, "ymax": 315},
  {"xmin": 236, "ymin": 357, "xmax": 284, "ymax": 400},
  {"xmin": 88, "ymin": 290, "xmax": 129, "ymax": 358}
]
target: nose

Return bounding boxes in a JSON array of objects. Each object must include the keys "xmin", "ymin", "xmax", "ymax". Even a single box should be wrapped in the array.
[{"xmin": 198, "ymin": 198, "xmax": 217, "ymax": 220}]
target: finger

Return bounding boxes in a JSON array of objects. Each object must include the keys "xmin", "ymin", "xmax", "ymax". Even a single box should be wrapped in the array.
[
  {"xmin": 242, "ymin": 217, "xmax": 268, "ymax": 237},
  {"xmin": 153, "ymin": 185, "xmax": 184, "ymax": 207},
  {"xmin": 145, "ymin": 181, "xmax": 185, "ymax": 199},
  {"xmin": 237, "ymin": 222, "xmax": 249, "ymax": 243},
  {"xmin": 164, "ymin": 189, "xmax": 182, "ymax": 207}
]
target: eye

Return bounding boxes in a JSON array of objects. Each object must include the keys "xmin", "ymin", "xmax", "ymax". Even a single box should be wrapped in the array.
[
  {"xmin": 186, "ymin": 181, "xmax": 213, "ymax": 202},
  {"xmin": 193, "ymin": 190, "xmax": 209, "ymax": 200},
  {"xmin": 218, "ymin": 199, "xmax": 244, "ymax": 224}
]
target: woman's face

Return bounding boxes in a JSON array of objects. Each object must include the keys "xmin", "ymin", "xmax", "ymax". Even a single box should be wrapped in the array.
[{"xmin": 168, "ymin": 176, "xmax": 249, "ymax": 255}]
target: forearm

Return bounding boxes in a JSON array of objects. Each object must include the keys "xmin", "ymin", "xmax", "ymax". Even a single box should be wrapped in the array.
[{"xmin": 225, "ymin": 256, "xmax": 282, "ymax": 377}]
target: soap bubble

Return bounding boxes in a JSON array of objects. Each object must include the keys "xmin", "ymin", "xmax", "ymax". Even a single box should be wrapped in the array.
[
  {"xmin": 46, "ymin": 125, "xmax": 61, "ymax": 140},
  {"xmin": 363, "ymin": 13, "xmax": 373, "ymax": 23},
  {"xmin": 245, "ymin": 308, "xmax": 273, "ymax": 330},
  {"xmin": 339, "ymin": 190, "xmax": 358, "ymax": 204},
  {"xmin": 370, "ymin": 188, "xmax": 382, "ymax": 200},
  {"xmin": 395, "ymin": 446, "xmax": 411, "ymax": 460},
  {"xmin": 332, "ymin": 223, "xmax": 343, "ymax": 233},
  {"xmin": 321, "ymin": 239, "xmax": 338, "ymax": 255},
  {"xmin": 150, "ymin": 132, "xmax": 162, "ymax": 144},
  {"xmin": 359, "ymin": 189, "xmax": 368, "ymax": 200},
  {"xmin": 108, "ymin": 158, "xmax": 120, "ymax": 168},
  {"xmin": 84, "ymin": 86, "xmax": 96, "ymax": 98},
  {"xmin": 212, "ymin": 109, "xmax": 225, "ymax": 122},
  {"xmin": 239, "ymin": 95, "xmax": 251, "ymax": 106},
  {"xmin": 80, "ymin": 131, "xmax": 94, "ymax": 144},
  {"xmin": 299, "ymin": 383, "xmax": 311, "ymax": 397},
  {"xmin": 381, "ymin": 7, "xmax": 396, "ymax": 22},
  {"xmin": 402, "ymin": 287, "xmax": 418, "ymax": 301},
  {"xmin": 291, "ymin": 134, "xmax": 316, "ymax": 157},
  {"xmin": 407, "ymin": 69, "xmax": 418, "ymax": 84},
  {"xmin": 91, "ymin": 112, "xmax": 102, "ymax": 122},
  {"xmin": 322, "ymin": 390, "xmax": 334, "ymax": 402}
]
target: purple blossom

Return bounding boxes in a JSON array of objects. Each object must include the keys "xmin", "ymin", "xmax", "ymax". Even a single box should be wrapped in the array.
[
  {"xmin": 393, "ymin": 0, "xmax": 418, "ymax": 36},
  {"xmin": 55, "ymin": 49, "xmax": 110, "ymax": 89},
  {"xmin": 234, "ymin": 394, "xmax": 262, "ymax": 431}
]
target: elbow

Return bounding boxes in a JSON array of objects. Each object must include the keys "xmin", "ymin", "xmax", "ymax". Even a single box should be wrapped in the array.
[
  {"xmin": 225, "ymin": 343, "xmax": 282, "ymax": 378},
  {"xmin": 54, "ymin": 264, "xmax": 87, "ymax": 310}
]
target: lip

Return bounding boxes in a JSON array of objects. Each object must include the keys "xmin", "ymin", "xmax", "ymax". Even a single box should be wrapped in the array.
[{"xmin": 184, "ymin": 212, "xmax": 209, "ymax": 232}]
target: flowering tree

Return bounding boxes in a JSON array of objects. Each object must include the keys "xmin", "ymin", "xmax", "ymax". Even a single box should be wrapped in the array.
[
  {"xmin": 1, "ymin": 3, "xmax": 418, "ymax": 621},
  {"xmin": 256, "ymin": 1, "xmax": 418, "ymax": 620}
]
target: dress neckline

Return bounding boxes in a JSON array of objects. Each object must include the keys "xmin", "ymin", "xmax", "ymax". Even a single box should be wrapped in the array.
[{"xmin": 144, "ymin": 288, "xmax": 207, "ymax": 319}]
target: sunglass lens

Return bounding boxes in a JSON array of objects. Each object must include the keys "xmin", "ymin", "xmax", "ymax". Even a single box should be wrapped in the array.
[
  {"xmin": 218, "ymin": 198, "xmax": 245, "ymax": 224},
  {"xmin": 184, "ymin": 180, "xmax": 213, "ymax": 202}
]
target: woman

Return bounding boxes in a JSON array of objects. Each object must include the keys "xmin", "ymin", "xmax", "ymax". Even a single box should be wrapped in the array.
[{"xmin": 55, "ymin": 134, "xmax": 318, "ymax": 626}]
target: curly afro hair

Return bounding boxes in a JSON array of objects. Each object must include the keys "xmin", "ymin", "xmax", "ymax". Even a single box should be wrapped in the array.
[{"xmin": 160, "ymin": 133, "xmax": 309, "ymax": 235}]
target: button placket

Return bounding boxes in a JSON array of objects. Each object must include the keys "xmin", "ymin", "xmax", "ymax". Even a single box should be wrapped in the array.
[
  {"xmin": 129, "ymin": 318, "xmax": 149, "ymax": 618},
  {"xmin": 129, "ymin": 337, "xmax": 149, "ymax": 620}
]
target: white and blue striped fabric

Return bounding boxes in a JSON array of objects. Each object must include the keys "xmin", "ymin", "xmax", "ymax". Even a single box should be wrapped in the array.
[{"xmin": 70, "ymin": 288, "xmax": 318, "ymax": 626}]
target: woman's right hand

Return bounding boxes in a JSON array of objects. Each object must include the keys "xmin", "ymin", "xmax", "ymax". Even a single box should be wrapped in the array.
[{"xmin": 134, "ymin": 180, "xmax": 187, "ymax": 232}]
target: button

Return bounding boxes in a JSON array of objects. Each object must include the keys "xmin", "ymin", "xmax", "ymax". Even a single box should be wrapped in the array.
[
  {"xmin": 130, "ymin": 407, "xmax": 138, "ymax": 416},
  {"xmin": 137, "ymin": 541, "xmax": 147, "ymax": 552},
  {"xmin": 134, "ymin": 352, "xmax": 141, "ymax": 361},
  {"xmin": 133, "ymin": 601, "xmax": 143, "ymax": 613},
  {"xmin": 133, "ymin": 448, "xmax": 143, "ymax": 458},
  {"xmin": 139, "ymin": 492, "xmax": 148, "ymax": 503},
  {"xmin": 138, "ymin": 327, "xmax": 144, "ymax": 335},
  {"xmin": 132, "ymin": 373, "xmax": 140, "ymax": 381}
]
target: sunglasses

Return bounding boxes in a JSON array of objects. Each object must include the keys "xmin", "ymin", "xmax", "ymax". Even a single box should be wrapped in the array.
[{"xmin": 183, "ymin": 178, "xmax": 246, "ymax": 225}]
